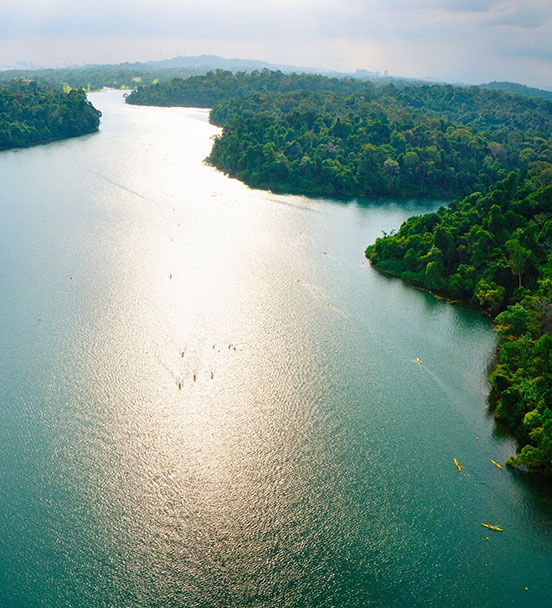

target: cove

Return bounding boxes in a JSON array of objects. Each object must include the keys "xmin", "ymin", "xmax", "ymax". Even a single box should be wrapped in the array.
[{"xmin": 0, "ymin": 89, "xmax": 551, "ymax": 607}]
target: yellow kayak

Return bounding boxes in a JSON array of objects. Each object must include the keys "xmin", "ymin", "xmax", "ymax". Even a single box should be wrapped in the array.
[
  {"xmin": 454, "ymin": 458, "xmax": 462, "ymax": 472},
  {"xmin": 490, "ymin": 459, "xmax": 503, "ymax": 469},
  {"xmin": 482, "ymin": 523, "xmax": 503, "ymax": 531}
]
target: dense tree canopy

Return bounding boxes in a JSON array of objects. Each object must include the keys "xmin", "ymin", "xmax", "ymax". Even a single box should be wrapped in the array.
[
  {"xmin": 0, "ymin": 66, "xmax": 149, "ymax": 92},
  {"xmin": 127, "ymin": 70, "xmax": 552, "ymax": 200},
  {"xmin": 125, "ymin": 69, "xmax": 373, "ymax": 107},
  {"xmin": 206, "ymin": 91, "xmax": 551, "ymax": 199},
  {"xmin": 482, "ymin": 81, "xmax": 552, "ymax": 102},
  {"xmin": 0, "ymin": 80, "xmax": 101, "ymax": 150}
]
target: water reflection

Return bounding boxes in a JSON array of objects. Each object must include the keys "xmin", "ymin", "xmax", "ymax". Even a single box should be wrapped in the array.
[{"xmin": 1, "ymin": 90, "xmax": 551, "ymax": 607}]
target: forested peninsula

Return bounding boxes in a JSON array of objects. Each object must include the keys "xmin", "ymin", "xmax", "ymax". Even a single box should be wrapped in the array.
[
  {"xmin": 126, "ymin": 70, "xmax": 552, "ymax": 478},
  {"xmin": 0, "ymin": 80, "xmax": 101, "ymax": 150},
  {"xmin": 126, "ymin": 69, "xmax": 552, "ymax": 200}
]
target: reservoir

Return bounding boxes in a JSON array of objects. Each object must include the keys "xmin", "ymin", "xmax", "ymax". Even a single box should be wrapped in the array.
[{"xmin": 1, "ymin": 89, "xmax": 551, "ymax": 607}]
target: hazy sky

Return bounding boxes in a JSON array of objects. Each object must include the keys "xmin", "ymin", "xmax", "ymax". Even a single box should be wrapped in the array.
[{"xmin": 1, "ymin": 0, "xmax": 551, "ymax": 89}]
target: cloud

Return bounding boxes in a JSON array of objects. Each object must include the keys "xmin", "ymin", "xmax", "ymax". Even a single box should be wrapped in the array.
[
  {"xmin": 2, "ymin": 0, "xmax": 550, "ymax": 42},
  {"xmin": 0, "ymin": 0, "xmax": 550, "ymax": 88}
]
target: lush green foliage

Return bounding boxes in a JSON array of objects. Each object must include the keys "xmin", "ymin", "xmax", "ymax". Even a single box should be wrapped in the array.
[
  {"xmin": 491, "ymin": 292, "xmax": 552, "ymax": 474},
  {"xmin": 482, "ymin": 81, "xmax": 552, "ymax": 102},
  {"xmin": 126, "ymin": 70, "xmax": 552, "ymax": 199},
  {"xmin": 0, "ymin": 66, "xmax": 149, "ymax": 92},
  {"xmin": 208, "ymin": 92, "xmax": 551, "ymax": 199},
  {"xmin": 366, "ymin": 175, "xmax": 552, "ymax": 305},
  {"xmin": 0, "ymin": 57, "xmax": 330, "ymax": 91},
  {"xmin": 125, "ymin": 69, "xmax": 366, "ymax": 107},
  {"xmin": 0, "ymin": 80, "xmax": 101, "ymax": 150},
  {"xmin": 366, "ymin": 172, "xmax": 552, "ymax": 475}
]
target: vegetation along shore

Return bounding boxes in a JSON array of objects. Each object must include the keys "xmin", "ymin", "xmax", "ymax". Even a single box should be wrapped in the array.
[
  {"xmin": 128, "ymin": 69, "xmax": 552, "ymax": 477},
  {"xmin": 4, "ymin": 64, "xmax": 552, "ymax": 478},
  {"xmin": 0, "ymin": 80, "xmax": 101, "ymax": 150}
]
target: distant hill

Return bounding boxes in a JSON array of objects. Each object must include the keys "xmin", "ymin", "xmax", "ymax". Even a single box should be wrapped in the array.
[
  {"xmin": 481, "ymin": 81, "xmax": 552, "ymax": 101},
  {"xmin": 0, "ymin": 55, "xmax": 350, "ymax": 91},
  {"xmin": 138, "ymin": 55, "xmax": 339, "ymax": 75},
  {"xmin": 1, "ymin": 55, "xmax": 550, "ymax": 100}
]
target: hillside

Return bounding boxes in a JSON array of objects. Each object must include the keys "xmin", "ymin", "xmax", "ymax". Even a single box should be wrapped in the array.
[
  {"xmin": 0, "ymin": 80, "xmax": 101, "ymax": 150},
  {"xmin": 0, "ymin": 55, "xmax": 347, "ymax": 92},
  {"xmin": 481, "ymin": 81, "xmax": 552, "ymax": 101},
  {"xmin": 126, "ymin": 70, "xmax": 552, "ymax": 200},
  {"xmin": 3, "ymin": 55, "xmax": 550, "ymax": 101}
]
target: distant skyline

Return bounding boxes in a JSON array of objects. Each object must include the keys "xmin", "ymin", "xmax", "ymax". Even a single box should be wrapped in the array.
[{"xmin": 1, "ymin": 0, "xmax": 551, "ymax": 90}]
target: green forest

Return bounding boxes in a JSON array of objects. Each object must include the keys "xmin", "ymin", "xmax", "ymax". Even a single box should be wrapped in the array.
[
  {"xmin": 127, "ymin": 69, "xmax": 552, "ymax": 477},
  {"xmin": 0, "ymin": 80, "xmax": 101, "ymax": 150},
  {"xmin": 0, "ymin": 66, "xmax": 147, "ymax": 92},
  {"xmin": 127, "ymin": 70, "xmax": 552, "ymax": 200},
  {"xmin": 0, "ymin": 56, "xmax": 310, "ymax": 92}
]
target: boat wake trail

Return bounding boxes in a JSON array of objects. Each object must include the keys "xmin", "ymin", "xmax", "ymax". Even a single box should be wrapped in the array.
[
  {"xmin": 83, "ymin": 162, "xmax": 148, "ymax": 201},
  {"xmin": 295, "ymin": 279, "xmax": 350, "ymax": 321}
]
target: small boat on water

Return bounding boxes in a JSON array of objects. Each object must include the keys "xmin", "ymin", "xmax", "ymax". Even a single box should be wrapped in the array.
[
  {"xmin": 490, "ymin": 459, "xmax": 503, "ymax": 469},
  {"xmin": 481, "ymin": 523, "xmax": 503, "ymax": 531},
  {"xmin": 454, "ymin": 458, "xmax": 462, "ymax": 472},
  {"xmin": 415, "ymin": 357, "xmax": 423, "ymax": 365}
]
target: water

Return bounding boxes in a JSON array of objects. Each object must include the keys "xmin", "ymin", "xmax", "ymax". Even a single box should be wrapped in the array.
[{"xmin": 1, "ymin": 90, "xmax": 551, "ymax": 607}]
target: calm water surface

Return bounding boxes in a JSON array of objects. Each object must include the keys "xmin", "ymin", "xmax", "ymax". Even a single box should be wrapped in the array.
[{"xmin": 1, "ymin": 90, "xmax": 551, "ymax": 607}]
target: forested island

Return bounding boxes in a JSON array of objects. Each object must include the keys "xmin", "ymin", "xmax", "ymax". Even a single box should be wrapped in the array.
[
  {"xmin": 127, "ymin": 69, "xmax": 552, "ymax": 478},
  {"xmin": 0, "ymin": 80, "xmax": 101, "ymax": 150}
]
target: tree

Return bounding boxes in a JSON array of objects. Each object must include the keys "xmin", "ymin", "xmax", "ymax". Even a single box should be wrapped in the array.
[
  {"xmin": 505, "ymin": 237, "xmax": 531, "ymax": 287},
  {"xmin": 474, "ymin": 278, "xmax": 506, "ymax": 313}
]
